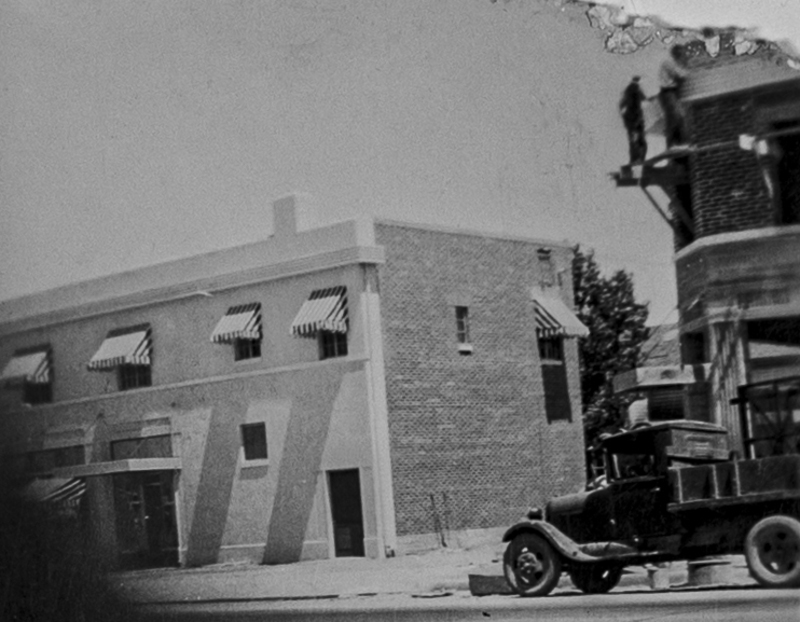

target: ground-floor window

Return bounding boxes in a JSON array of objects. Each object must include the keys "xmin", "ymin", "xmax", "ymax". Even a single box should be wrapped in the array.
[
  {"xmin": 738, "ymin": 376, "xmax": 800, "ymax": 458},
  {"xmin": 241, "ymin": 423, "xmax": 268, "ymax": 461}
]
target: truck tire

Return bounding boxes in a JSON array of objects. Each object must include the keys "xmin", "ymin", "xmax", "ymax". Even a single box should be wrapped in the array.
[
  {"xmin": 503, "ymin": 533, "xmax": 562, "ymax": 597},
  {"xmin": 744, "ymin": 515, "xmax": 800, "ymax": 588},
  {"xmin": 569, "ymin": 563, "xmax": 623, "ymax": 594}
]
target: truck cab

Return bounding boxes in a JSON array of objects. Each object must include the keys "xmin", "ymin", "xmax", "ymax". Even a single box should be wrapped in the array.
[{"xmin": 547, "ymin": 420, "xmax": 729, "ymax": 546}]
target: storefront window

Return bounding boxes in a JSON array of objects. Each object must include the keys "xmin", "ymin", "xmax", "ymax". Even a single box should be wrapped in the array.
[{"xmin": 738, "ymin": 377, "xmax": 800, "ymax": 458}]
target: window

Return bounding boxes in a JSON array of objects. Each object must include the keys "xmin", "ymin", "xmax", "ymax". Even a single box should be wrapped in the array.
[
  {"xmin": 540, "ymin": 335, "xmax": 571, "ymax": 422},
  {"xmin": 774, "ymin": 120, "xmax": 800, "ymax": 225},
  {"xmin": 118, "ymin": 364, "xmax": 152, "ymax": 391},
  {"xmin": 538, "ymin": 248, "xmax": 555, "ymax": 286},
  {"xmin": 455, "ymin": 306, "xmax": 470, "ymax": 344},
  {"xmin": 1, "ymin": 346, "xmax": 53, "ymax": 405},
  {"xmin": 234, "ymin": 338, "xmax": 262, "ymax": 361},
  {"xmin": 613, "ymin": 452, "xmax": 657, "ymax": 479},
  {"xmin": 538, "ymin": 336, "xmax": 564, "ymax": 362},
  {"xmin": 241, "ymin": 423, "xmax": 268, "ymax": 461},
  {"xmin": 682, "ymin": 331, "xmax": 706, "ymax": 364},
  {"xmin": 320, "ymin": 330, "xmax": 348, "ymax": 360},
  {"xmin": 111, "ymin": 435, "xmax": 172, "ymax": 460},
  {"xmin": 23, "ymin": 381, "xmax": 53, "ymax": 405},
  {"xmin": 26, "ymin": 445, "xmax": 85, "ymax": 473},
  {"xmin": 738, "ymin": 377, "xmax": 800, "ymax": 458},
  {"xmin": 291, "ymin": 286, "xmax": 349, "ymax": 360},
  {"xmin": 88, "ymin": 324, "xmax": 152, "ymax": 391},
  {"xmin": 210, "ymin": 303, "xmax": 262, "ymax": 361}
]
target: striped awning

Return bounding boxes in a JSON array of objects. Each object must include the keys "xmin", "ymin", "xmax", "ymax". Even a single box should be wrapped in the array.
[
  {"xmin": 533, "ymin": 295, "xmax": 589, "ymax": 339},
  {"xmin": 210, "ymin": 303, "xmax": 262, "ymax": 344},
  {"xmin": 23, "ymin": 477, "xmax": 87, "ymax": 506},
  {"xmin": 291, "ymin": 286, "xmax": 348, "ymax": 338},
  {"xmin": 1, "ymin": 349, "xmax": 51, "ymax": 385},
  {"xmin": 88, "ymin": 326, "xmax": 152, "ymax": 370}
]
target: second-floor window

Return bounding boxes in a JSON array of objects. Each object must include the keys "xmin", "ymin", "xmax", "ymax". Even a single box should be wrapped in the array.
[
  {"xmin": 291, "ymin": 286, "xmax": 349, "ymax": 361},
  {"xmin": 24, "ymin": 381, "xmax": 53, "ymax": 405},
  {"xmin": 234, "ymin": 338, "xmax": 262, "ymax": 361},
  {"xmin": 455, "ymin": 306, "xmax": 470, "ymax": 344},
  {"xmin": 87, "ymin": 324, "xmax": 152, "ymax": 392},
  {"xmin": 538, "ymin": 248, "xmax": 555, "ymax": 287},
  {"xmin": 774, "ymin": 120, "xmax": 800, "ymax": 225},
  {"xmin": 1, "ymin": 346, "xmax": 53, "ymax": 405},
  {"xmin": 210, "ymin": 303, "xmax": 263, "ymax": 361},
  {"xmin": 118, "ymin": 364, "xmax": 152, "ymax": 391},
  {"xmin": 538, "ymin": 336, "xmax": 564, "ymax": 362},
  {"xmin": 320, "ymin": 330, "xmax": 348, "ymax": 359}
]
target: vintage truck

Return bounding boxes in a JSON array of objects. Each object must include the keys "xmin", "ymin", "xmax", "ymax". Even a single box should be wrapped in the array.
[{"xmin": 502, "ymin": 420, "xmax": 800, "ymax": 596}]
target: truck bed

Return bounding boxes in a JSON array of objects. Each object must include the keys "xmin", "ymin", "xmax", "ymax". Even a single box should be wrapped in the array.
[{"xmin": 668, "ymin": 454, "xmax": 800, "ymax": 511}]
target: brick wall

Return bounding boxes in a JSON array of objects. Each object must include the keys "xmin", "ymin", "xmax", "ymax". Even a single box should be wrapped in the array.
[
  {"xmin": 688, "ymin": 95, "xmax": 774, "ymax": 241},
  {"xmin": 375, "ymin": 223, "xmax": 586, "ymax": 536}
]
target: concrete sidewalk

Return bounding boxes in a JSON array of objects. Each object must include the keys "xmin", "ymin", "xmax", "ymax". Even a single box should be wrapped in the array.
[{"xmin": 113, "ymin": 544, "xmax": 758, "ymax": 604}]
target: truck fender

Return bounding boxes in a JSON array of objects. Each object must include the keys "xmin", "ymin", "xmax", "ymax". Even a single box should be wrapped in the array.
[{"xmin": 502, "ymin": 521, "xmax": 597, "ymax": 564}]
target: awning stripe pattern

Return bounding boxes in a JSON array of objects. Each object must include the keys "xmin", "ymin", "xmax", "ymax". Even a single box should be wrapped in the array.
[
  {"xmin": 534, "ymin": 296, "xmax": 590, "ymax": 339},
  {"xmin": 210, "ymin": 303, "xmax": 262, "ymax": 343},
  {"xmin": 1, "ymin": 350, "xmax": 51, "ymax": 384},
  {"xmin": 23, "ymin": 477, "xmax": 87, "ymax": 505},
  {"xmin": 291, "ymin": 286, "xmax": 348, "ymax": 338},
  {"xmin": 43, "ymin": 478, "xmax": 87, "ymax": 505},
  {"xmin": 88, "ymin": 327, "xmax": 152, "ymax": 370}
]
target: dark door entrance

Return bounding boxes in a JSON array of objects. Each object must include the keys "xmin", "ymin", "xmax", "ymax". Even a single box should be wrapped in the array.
[
  {"xmin": 328, "ymin": 469, "xmax": 365, "ymax": 557},
  {"xmin": 113, "ymin": 471, "xmax": 179, "ymax": 569}
]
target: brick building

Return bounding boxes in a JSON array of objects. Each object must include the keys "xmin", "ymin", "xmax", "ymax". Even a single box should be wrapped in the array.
[
  {"xmin": 614, "ymin": 44, "xmax": 800, "ymax": 458},
  {"xmin": 0, "ymin": 195, "xmax": 587, "ymax": 568}
]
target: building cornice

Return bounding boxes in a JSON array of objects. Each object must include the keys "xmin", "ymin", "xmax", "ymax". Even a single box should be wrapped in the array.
[
  {"xmin": 374, "ymin": 218, "xmax": 573, "ymax": 250},
  {"xmin": 0, "ymin": 246, "xmax": 383, "ymax": 336},
  {"xmin": 674, "ymin": 224, "xmax": 800, "ymax": 263}
]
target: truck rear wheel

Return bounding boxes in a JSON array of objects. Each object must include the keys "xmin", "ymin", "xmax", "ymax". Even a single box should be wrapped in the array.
[
  {"xmin": 503, "ymin": 533, "xmax": 562, "ymax": 597},
  {"xmin": 744, "ymin": 515, "xmax": 800, "ymax": 588},
  {"xmin": 568, "ymin": 563, "xmax": 623, "ymax": 594}
]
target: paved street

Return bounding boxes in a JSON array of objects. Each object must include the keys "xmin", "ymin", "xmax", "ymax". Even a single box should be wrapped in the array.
[
  {"xmin": 140, "ymin": 588, "xmax": 800, "ymax": 621},
  {"xmin": 115, "ymin": 542, "xmax": 798, "ymax": 622}
]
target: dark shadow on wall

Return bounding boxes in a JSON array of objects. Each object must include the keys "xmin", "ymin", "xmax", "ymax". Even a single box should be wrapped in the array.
[
  {"xmin": 542, "ymin": 364, "xmax": 573, "ymax": 423},
  {"xmin": 263, "ymin": 365, "xmax": 346, "ymax": 564},
  {"xmin": 185, "ymin": 394, "xmax": 247, "ymax": 567}
]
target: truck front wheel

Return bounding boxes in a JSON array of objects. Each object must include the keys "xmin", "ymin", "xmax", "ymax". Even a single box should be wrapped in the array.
[
  {"xmin": 744, "ymin": 515, "xmax": 800, "ymax": 588},
  {"xmin": 503, "ymin": 533, "xmax": 562, "ymax": 597},
  {"xmin": 568, "ymin": 563, "xmax": 623, "ymax": 594}
]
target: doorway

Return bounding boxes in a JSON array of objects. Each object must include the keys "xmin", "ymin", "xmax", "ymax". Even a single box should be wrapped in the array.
[
  {"xmin": 328, "ymin": 469, "xmax": 365, "ymax": 557},
  {"xmin": 112, "ymin": 471, "xmax": 179, "ymax": 569}
]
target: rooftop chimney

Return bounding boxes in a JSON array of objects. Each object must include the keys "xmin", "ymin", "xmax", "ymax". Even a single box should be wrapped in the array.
[{"xmin": 272, "ymin": 193, "xmax": 319, "ymax": 238}]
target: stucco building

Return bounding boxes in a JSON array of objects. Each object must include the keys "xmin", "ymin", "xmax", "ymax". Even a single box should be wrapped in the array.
[
  {"xmin": 0, "ymin": 194, "xmax": 587, "ymax": 569},
  {"xmin": 614, "ymin": 43, "xmax": 800, "ymax": 459}
]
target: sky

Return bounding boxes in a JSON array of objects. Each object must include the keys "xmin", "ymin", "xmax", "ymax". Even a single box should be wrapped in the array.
[{"xmin": 1, "ymin": 0, "xmax": 798, "ymax": 327}]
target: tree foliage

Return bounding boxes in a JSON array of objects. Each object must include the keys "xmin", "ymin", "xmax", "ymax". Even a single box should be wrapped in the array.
[{"xmin": 572, "ymin": 246, "xmax": 650, "ymax": 448}]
